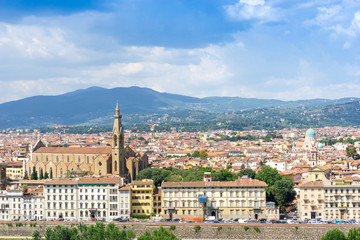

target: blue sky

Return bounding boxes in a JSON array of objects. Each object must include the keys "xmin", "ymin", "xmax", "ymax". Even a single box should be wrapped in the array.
[{"xmin": 0, "ymin": 0, "xmax": 360, "ymax": 103}]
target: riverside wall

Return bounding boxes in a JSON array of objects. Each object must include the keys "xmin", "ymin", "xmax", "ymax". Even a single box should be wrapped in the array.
[{"xmin": 0, "ymin": 222, "xmax": 357, "ymax": 240}]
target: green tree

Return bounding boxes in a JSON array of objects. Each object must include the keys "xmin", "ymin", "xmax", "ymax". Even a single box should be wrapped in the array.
[
  {"xmin": 347, "ymin": 227, "xmax": 360, "ymax": 240},
  {"xmin": 23, "ymin": 170, "xmax": 29, "ymax": 180},
  {"xmin": 44, "ymin": 171, "xmax": 49, "ymax": 179},
  {"xmin": 212, "ymin": 169, "xmax": 236, "ymax": 181},
  {"xmin": 138, "ymin": 227, "xmax": 179, "ymax": 240},
  {"xmin": 31, "ymin": 167, "xmax": 38, "ymax": 180},
  {"xmin": 271, "ymin": 178, "xmax": 297, "ymax": 212},
  {"xmin": 199, "ymin": 150, "xmax": 208, "ymax": 159},
  {"xmin": 238, "ymin": 168, "xmax": 256, "ymax": 179},
  {"xmin": 346, "ymin": 147, "xmax": 360, "ymax": 160},
  {"xmin": 255, "ymin": 165, "xmax": 286, "ymax": 205},
  {"xmin": 32, "ymin": 230, "xmax": 41, "ymax": 240},
  {"xmin": 192, "ymin": 151, "xmax": 200, "ymax": 158},
  {"xmin": 66, "ymin": 170, "xmax": 76, "ymax": 178},
  {"xmin": 321, "ymin": 228, "xmax": 346, "ymax": 240},
  {"xmin": 39, "ymin": 168, "xmax": 44, "ymax": 180},
  {"xmin": 50, "ymin": 168, "xmax": 53, "ymax": 179},
  {"xmin": 255, "ymin": 165, "xmax": 282, "ymax": 187}
]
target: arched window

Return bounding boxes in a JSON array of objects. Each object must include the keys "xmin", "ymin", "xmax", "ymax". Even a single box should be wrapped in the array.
[
  {"xmin": 60, "ymin": 168, "xmax": 63, "ymax": 178},
  {"xmin": 114, "ymin": 135, "xmax": 117, "ymax": 147},
  {"xmin": 46, "ymin": 156, "xmax": 48, "ymax": 161},
  {"xmin": 78, "ymin": 156, "xmax": 81, "ymax": 163},
  {"xmin": 36, "ymin": 156, "xmax": 38, "ymax": 161},
  {"xmin": 56, "ymin": 156, "xmax": 59, "ymax": 162},
  {"xmin": 67, "ymin": 156, "xmax": 69, "ymax": 162},
  {"xmin": 87, "ymin": 156, "xmax": 89, "ymax": 164},
  {"xmin": 114, "ymin": 161, "xmax": 117, "ymax": 172}
]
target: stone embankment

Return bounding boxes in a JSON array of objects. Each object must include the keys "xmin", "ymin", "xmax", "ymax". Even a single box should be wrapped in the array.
[{"xmin": 0, "ymin": 222, "xmax": 356, "ymax": 240}]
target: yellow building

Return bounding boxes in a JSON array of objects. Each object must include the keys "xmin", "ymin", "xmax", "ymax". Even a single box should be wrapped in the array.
[
  {"xmin": 161, "ymin": 175, "xmax": 267, "ymax": 220},
  {"xmin": 130, "ymin": 180, "xmax": 154, "ymax": 216},
  {"xmin": 153, "ymin": 189, "xmax": 161, "ymax": 215},
  {"xmin": 6, "ymin": 161, "xmax": 23, "ymax": 180}
]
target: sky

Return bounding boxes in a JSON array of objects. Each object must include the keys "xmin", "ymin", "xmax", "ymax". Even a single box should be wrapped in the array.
[{"xmin": 1, "ymin": 0, "xmax": 360, "ymax": 103}]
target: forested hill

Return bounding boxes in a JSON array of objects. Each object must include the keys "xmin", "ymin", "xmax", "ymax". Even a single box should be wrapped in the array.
[{"xmin": 0, "ymin": 86, "xmax": 359, "ymax": 129}]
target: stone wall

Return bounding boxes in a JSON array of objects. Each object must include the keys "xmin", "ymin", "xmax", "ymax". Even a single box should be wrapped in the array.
[{"xmin": 0, "ymin": 223, "xmax": 357, "ymax": 240}]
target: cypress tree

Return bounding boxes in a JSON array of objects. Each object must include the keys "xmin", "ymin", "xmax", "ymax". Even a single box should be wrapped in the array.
[{"xmin": 39, "ymin": 169, "xmax": 44, "ymax": 180}]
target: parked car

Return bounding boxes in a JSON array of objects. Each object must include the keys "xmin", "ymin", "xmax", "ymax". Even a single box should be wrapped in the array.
[
  {"xmin": 214, "ymin": 220, "xmax": 221, "ymax": 223},
  {"xmin": 238, "ymin": 219, "xmax": 249, "ymax": 223},
  {"xmin": 173, "ymin": 218, "xmax": 180, "ymax": 222},
  {"xmin": 259, "ymin": 219, "xmax": 267, "ymax": 223},
  {"xmin": 98, "ymin": 218, "xmax": 105, "ymax": 222},
  {"xmin": 58, "ymin": 218, "xmax": 64, "ymax": 221},
  {"xmin": 91, "ymin": 218, "xmax": 97, "ymax": 221},
  {"xmin": 119, "ymin": 218, "xmax": 129, "ymax": 222}
]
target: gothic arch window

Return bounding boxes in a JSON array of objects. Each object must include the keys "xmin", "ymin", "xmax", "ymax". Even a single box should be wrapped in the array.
[
  {"xmin": 78, "ymin": 156, "xmax": 81, "ymax": 163},
  {"xmin": 114, "ymin": 161, "xmax": 117, "ymax": 172},
  {"xmin": 29, "ymin": 167, "xmax": 31, "ymax": 175},
  {"xmin": 56, "ymin": 156, "xmax": 59, "ymax": 162},
  {"xmin": 114, "ymin": 135, "xmax": 118, "ymax": 147},
  {"xmin": 36, "ymin": 156, "xmax": 38, "ymax": 161},
  {"xmin": 67, "ymin": 156, "xmax": 69, "ymax": 162},
  {"xmin": 87, "ymin": 156, "xmax": 89, "ymax": 164},
  {"xmin": 60, "ymin": 168, "xmax": 63, "ymax": 178},
  {"xmin": 46, "ymin": 156, "xmax": 48, "ymax": 161}
]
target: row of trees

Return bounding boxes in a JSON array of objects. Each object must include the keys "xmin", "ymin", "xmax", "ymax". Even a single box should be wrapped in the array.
[
  {"xmin": 32, "ymin": 223, "xmax": 179, "ymax": 240},
  {"xmin": 24, "ymin": 167, "xmax": 53, "ymax": 180},
  {"xmin": 136, "ymin": 165, "xmax": 296, "ymax": 212}
]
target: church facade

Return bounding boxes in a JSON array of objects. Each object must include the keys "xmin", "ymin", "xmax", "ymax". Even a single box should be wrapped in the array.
[{"xmin": 25, "ymin": 103, "xmax": 148, "ymax": 182}]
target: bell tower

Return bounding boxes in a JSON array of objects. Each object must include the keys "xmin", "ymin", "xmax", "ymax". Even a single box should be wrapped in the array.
[{"xmin": 112, "ymin": 102, "xmax": 126, "ymax": 176}]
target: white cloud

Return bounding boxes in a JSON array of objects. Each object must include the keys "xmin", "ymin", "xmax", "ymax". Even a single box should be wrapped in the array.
[{"xmin": 224, "ymin": 0, "xmax": 280, "ymax": 22}]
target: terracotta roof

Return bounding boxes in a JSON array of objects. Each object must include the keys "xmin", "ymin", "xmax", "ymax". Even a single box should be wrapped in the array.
[
  {"xmin": 78, "ymin": 176, "xmax": 121, "ymax": 184},
  {"xmin": 131, "ymin": 180, "xmax": 154, "ymax": 185},
  {"xmin": 44, "ymin": 179, "xmax": 78, "ymax": 185},
  {"xmin": 119, "ymin": 185, "xmax": 130, "ymax": 191},
  {"xmin": 33, "ymin": 147, "xmax": 112, "ymax": 154},
  {"xmin": 298, "ymin": 180, "xmax": 324, "ymax": 188},
  {"xmin": 162, "ymin": 178, "xmax": 267, "ymax": 188}
]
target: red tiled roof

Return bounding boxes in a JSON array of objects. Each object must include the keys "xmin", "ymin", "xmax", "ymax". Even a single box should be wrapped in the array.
[{"xmin": 34, "ymin": 147, "xmax": 111, "ymax": 154}]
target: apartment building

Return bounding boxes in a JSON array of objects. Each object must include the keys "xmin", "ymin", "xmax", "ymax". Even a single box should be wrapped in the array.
[
  {"xmin": 299, "ymin": 166, "xmax": 360, "ymax": 221},
  {"xmin": 130, "ymin": 180, "xmax": 154, "ymax": 216},
  {"xmin": 44, "ymin": 176, "xmax": 124, "ymax": 220},
  {"xmin": 161, "ymin": 175, "xmax": 267, "ymax": 220}
]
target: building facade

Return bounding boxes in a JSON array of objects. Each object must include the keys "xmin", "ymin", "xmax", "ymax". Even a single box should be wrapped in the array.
[
  {"xmin": 161, "ymin": 176, "xmax": 267, "ymax": 220},
  {"xmin": 130, "ymin": 180, "xmax": 155, "ymax": 216},
  {"xmin": 26, "ymin": 103, "xmax": 148, "ymax": 182}
]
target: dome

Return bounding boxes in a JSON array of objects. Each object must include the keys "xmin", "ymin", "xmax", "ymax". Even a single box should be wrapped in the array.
[
  {"xmin": 317, "ymin": 142, "xmax": 324, "ymax": 148},
  {"xmin": 305, "ymin": 128, "xmax": 316, "ymax": 137}
]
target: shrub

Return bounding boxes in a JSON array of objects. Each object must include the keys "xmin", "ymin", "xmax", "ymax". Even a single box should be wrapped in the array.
[
  {"xmin": 6, "ymin": 223, "xmax": 13, "ymax": 227},
  {"xmin": 123, "ymin": 225, "xmax": 126, "ymax": 229},
  {"xmin": 294, "ymin": 226, "xmax": 298, "ymax": 231},
  {"xmin": 130, "ymin": 214, "xmax": 150, "ymax": 219},
  {"xmin": 228, "ymin": 226, "xmax": 231, "ymax": 231},
  {"xmin": 243, "ymin": 226, "xmax": 249, "ymax": 231},
  {"xmin": 217, "ymin": 226, "xmax": 222, "ymax": 232},
  {"xmin": 347, "ymin": 227, "xmax": 360, "ymax": 240},
  {"xmin": 253, "ymin": 226, "xmax": 261, "ymax": 233},
  {"xmin": 194, "ymin": 225, "xmax": 201, "ymax": 233},
  {"xmin": 321, "ymin": 228, "xmax": 346, "ymax": 240},
  {"xmin": 32, "ymin": 230, "xmax": 41, "ymax": 240},
  {"xmin": 169, "ymin": 225, "xmax": 176, "ymax": 231}
]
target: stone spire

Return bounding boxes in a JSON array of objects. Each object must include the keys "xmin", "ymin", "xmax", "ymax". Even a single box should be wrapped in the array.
[{"xmin": 116, "ymin": 101, "xmax": 120, "ymax": 116}]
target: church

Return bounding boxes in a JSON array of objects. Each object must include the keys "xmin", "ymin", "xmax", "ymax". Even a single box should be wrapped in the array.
[{"xmin": 25, "ymin": 103, "xmax": 148, "ymax": 182}]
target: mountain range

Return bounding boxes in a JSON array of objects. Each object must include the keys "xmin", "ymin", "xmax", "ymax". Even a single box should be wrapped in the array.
[{"xmin": 0, "ymin": 86, "xmax": 359, "ymax": 129}]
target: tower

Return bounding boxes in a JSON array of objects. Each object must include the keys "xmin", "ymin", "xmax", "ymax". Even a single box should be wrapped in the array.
[{"xmin": 112, "ymin": 102, "xmax": 126, "ymax": 177}]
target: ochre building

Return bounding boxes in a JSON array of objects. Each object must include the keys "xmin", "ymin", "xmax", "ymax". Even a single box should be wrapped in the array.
[{"xmin": 26, "ymin": 103, "xmax": 148, "ymax": 182}]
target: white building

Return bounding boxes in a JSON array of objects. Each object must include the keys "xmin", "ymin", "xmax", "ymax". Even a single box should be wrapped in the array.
[{"xmin": 44, "ymin": 176, "xmax": 125, "ymax": 221}]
